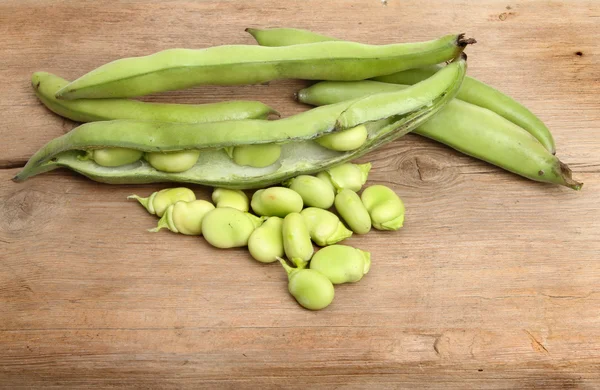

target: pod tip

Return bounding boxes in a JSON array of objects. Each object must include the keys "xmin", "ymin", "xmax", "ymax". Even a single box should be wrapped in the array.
[
  {"xmin": 559, "ymin": 161, "xmax": 583, "ymax": 191},
  {"xmin": 457, "ymin": 33, "xmax": 477, "ymax": 47}
]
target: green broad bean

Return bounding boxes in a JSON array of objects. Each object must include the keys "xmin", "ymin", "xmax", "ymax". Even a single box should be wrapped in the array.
[
  {"xmin": 150, "ymin": 200, "xmax": 215, "ymax": 235},
  {"xmin": 128, "ymin": 187, "xmax": 196, "ymax": 217},
  {"xmin": 15, "ymin": 58, "xmax": 468, "ymax": 189},
  {"xmin": 334, "ymin": 189, "xmax": 372, "ymax": 234},
  {"xmin": 225, "ymin": 144, "xmax": 281, "ymax": 168},
  {"xmin": 201, "ymin": 207, "xmax": 265, "ymax": 249},
  {"xmin": 282, "ymin": 175, "xmax": 335, "ymax": 209},
  {"xmin": 248, "ymin": 217, "xmax": 284, "ymax": 263},
  {"xmin": 212, "ymin": 188, "xmax": 249, "ymax": 212},
  {"xmin": 282, "ymin": 212, "xmax": 313, "ymax": 269},
  {"xmin": 55, "ymin": 34, "xmax": 471, "ymax": 99},
  {"xmin": 310, "ymin": 245, "xmax": 371, "ymax": 284},
  {"xmin": 361, "ymin": 185, "xmax": 405, "ymax": 231},
  {"xmin": 31, "ymin": 71, "xmax": 278, "ymax": 123},
  {"xmin": 324, "ymin": 162, "xmax": 371, "ymax": 193},
  {"xmin": 315, "ymin": 124, "xmax": 368, "ymax": 151},
  {"xmin": 80, "ymin": 147, "xmax": 143, "ymax": 167},
  {"xmin": 300, "ymin": 207, "xmax": 352, "ymax": 246},
  {"xmin": 296, "ymin": 80, "xmax": 582, "ymax": 190},
  {"xmin": 316, "ymin": 172, "xmax": 337, "ymax": 194},
  {"xmin": 251, "ymin": 187, "xmax": 303, "ymax": 217},
  {"xmin": 145, "ymin": 150, "xmax": 200, "ymax": 173},
  {"xmin": 277, "ymin": 257, "xmax": 334, "ymax": 311},
  {"xmin": 248, "ymin": 26, "xmax": 554, "ymax": 154}
]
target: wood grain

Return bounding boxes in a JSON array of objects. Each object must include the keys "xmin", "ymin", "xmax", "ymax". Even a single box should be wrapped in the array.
[{"xmin": 1, "ymin": 0, "xmax": 600, "ymax": 388}]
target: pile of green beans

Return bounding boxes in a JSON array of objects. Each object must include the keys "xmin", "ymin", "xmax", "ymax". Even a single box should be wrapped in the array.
[
  {"xmin": 12, "ymin": 27, "xmax": 584, "ymax": 311},
  {"xmin": 131, "ymin": 164, "xmax": 403, "ymax": 310}
]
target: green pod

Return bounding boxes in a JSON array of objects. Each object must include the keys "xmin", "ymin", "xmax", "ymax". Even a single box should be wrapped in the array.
[
  {"xmin": 282, "ymin": 175, "xmax": 335, "ymax": 209},
  {"xmin": 149, "ymin": 200, "xmax": 215, "ymax": 235},
  {"xmin": 310, "ymin": 245, "xmax": 371, "ymax": 284},
  {"xmin": 15, "ymin": 57, "xmax": 467, "ymax": 189},
  {"xmin": 225, "ymin": 144, "xmax": 282, "ymax": 168},
  {"xmin": 251, "ymin": 187, "xmax": 304, "ymax": 217},
  {"xmin": 300, "ymin": 207, "xmax": 352, "ymax": 246},
  {"xmin": 282, "ymin": 212, "xmax": 313, "ymax": 269},
  {"xmin": 296, "ymin": 80, "xmax": 582, "ymax": 190},
  {"xmin": 334, "ymin": 189, "xmax": 372, "ymax": 234},
  {"xmin": 81, "ymin": 148, "xmax": 143, "ymax": 167},
  {"xmin": 315, "ymin": 124, "xmax": 368, "ymax": 151},
  {"xmin": 56, "ymin": 34, "xmax": 472, "ymax": 99},
  {"xmin": 144, "ymin": 150, "xmax": 201, "ymax": 173},
  {"xmin": 128, "ymin": 187, "xmax": 196, "ymax": 217},
  {"xmin": 201, "ymin": 207, "xmax": 265, "ymax": 249},
  {"xmin": 323, "ymin": 162, "xmax": 371, "ymax": 193},
  {"xmin": 248, "ymin": 217, "xmax": 284, "ymax": 263},
  {"xmin": 31, "ymin": 71, "xmax": 278, "ymax": 123},
  {"xmin": 248, "ymin": 26, "xmax": 553, "ymax": 154},
  {"xmin": 360, "ymin": 185, "xmax": 405, "ymax": 231},
  {"xmin": 212, "ymin": 188, "xmax": 249, "ymax": 212},
  {"xmin": 278, "ymin": 258, "xmax": 335, "ymax": 311}
]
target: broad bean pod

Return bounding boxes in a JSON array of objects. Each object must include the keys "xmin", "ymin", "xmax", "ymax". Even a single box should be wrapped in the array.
[
  {"xmin": 247, "ymin": 27, "xmax": 554, "ymax": 154},
  {"xmin": 56, "ymin": 34, "xmax": 473, "ymax": 99},
  {"xmin": 296, "ymin": 80, "xmax": 582, "ymax": 190},
  {"xmin": 14, "ymin": 57, "xmax": 467, "ymax": 189},
  {"xmin": 32, "ymin": 72, "xmax": 278, "ymax": 123}
]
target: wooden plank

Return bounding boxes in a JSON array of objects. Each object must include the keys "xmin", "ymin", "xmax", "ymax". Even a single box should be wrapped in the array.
[{"xmin": 1, "ymin": 0, "xmax": 600, "ymax": 388}]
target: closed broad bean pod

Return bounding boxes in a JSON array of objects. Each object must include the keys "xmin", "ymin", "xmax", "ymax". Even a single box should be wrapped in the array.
[
  {"xmin": 277, "ymin": 258, "xmax": 335, "ymax": 311},
  {"xmin": 251, "ymin": 187, "xmax": 303, "ymax": 217},
  {"xmin": 321, "ymin": 162, "xmax": 371, "ymax": 193},
  {"xmin": 128, "ymin": 187, "xmax": 196, "ymax": 217},
  {"xmin": 282, "ymin": 175, "xmax": 335, "ymax": 209},
  {"xmin": 149, "ymin": 200, "xmax": 215, "ymax": 235},
  {"xmin": 80, "ymin": 148, "xmax": 143, "ymax": 167},
  {"xmin": 201, "ymin": 207, "xmax": 265, "ymax": 249},
  {"xmin": 300, "ymin": 207, "xmax": 352, "ymax": 246},
  {"xmin": 212, "ymin": 188, "xmax": 249, "ymax": 212},
  {"xmin": 361, "ymin": 185, "xmax": 405, "ymax": 230},
  {"xmin": 282, "ymin": 212, "xmax": 313, "ymax": 269},
  {"xmin": 144, "ymin": 150, "xmax": 201, "ymax": 173},
  {"xmin": 310, "ymin": 245, "xmax": 371, "ymax": 284},
  {"xmin": 315, "ymin": 124, "xmax": 368, "ymax": 152},
  {"xmin": 225, "ymin": 144, "xmax": 282, "ymax": 168},
  {"xmin": 248, "ymin": 217, "xmax": 284, "ymax": 263},
  {"xmin": 334, "ymin": 189, "xmax": 372, "ymax": 234}
]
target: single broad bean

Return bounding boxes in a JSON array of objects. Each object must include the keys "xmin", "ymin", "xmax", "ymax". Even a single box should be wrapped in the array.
[
  {"xmin": 212, "ymin": 188, "xmax": 249, "ymax": 212},
  {"xmin": 300, "ymin": 207, "xmax": 352, "ymax": 246},
  {"xmin": 251, "ymin": 187, "xmax": 303, "ymax": 217},
  {"xmin": 361, "ymin": 185, "xmax": 405, "ymax": 231},
  {"xmin": 282, "ymin": 212, "xmax": 313, "ymax": 269},
  {"xmin": 248, "ymin": 217, "xmax": 284, "ymax": 263},
  {"xmin": 149, "ymin": 200, "xmax": 215, "ymax": 235},
  {"xmin": 277, "ymin": 257, "xmax": 334, "ymax": 310},
  {"xmin": 282, "ymin": 175, "xmax": 335, "ymax": 209},
  {"xmin": 310, "ymin": 245, "xmax": 371, "ymax": 284},
  {"xmin": 334, "ymin": 189, "xmax": 371, "ymax": 234},
  {"xmin": 225, "ymin": 144, "xmax": 282, "ymax": 168},
  {"xmin": 315, "ymin": 124, "xmax": 368, "ymax": 152},
  {"xmin": 80, "ymin": 147, "xmax": 143, "ymax": 167},
  {"xmin": 323, "ymin": 162, "xmax": 371, "ymax": 193},
  {"xmin": 201, "ymin": 207, "xmax": 265, "ymax": 249},
  {"xmin": 316, "ymin": 171, "xmax": 337, "ymax": 194},
  {"xmin": 128, "ymin": 187, "xmax": 196, "ymax": 217},
  {"xmin": 145, "ymin": 150, "xmax": 200, "ymax": 173}
]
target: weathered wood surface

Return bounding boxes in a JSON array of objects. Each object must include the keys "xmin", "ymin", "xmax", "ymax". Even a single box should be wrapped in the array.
[{"xmin": 1, "ymin": 0, "xmax": 599, "ymax": 388}]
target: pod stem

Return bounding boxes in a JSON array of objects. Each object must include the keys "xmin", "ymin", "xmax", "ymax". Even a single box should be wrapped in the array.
[
  {"xmin": 559, "ymin": 161, "xmax": 583, "ymax": 191},
  {"xmin": 456, "ymin": 33, "xmax": 477, "ymax": 47}
]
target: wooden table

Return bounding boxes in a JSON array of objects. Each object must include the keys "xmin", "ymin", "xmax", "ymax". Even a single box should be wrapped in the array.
[{"xmin": 1, "ymin": 1, "xmax": 599, "ymax": 388}]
